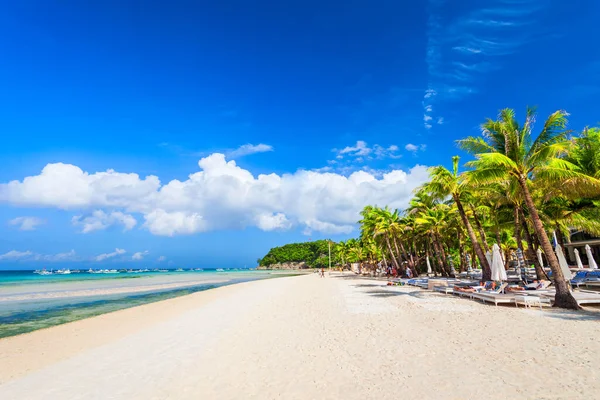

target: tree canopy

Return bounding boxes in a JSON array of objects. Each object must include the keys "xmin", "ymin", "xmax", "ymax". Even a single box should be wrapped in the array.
[{"xmin": 257, "ymin": 240, "xmax": 333, "ymax": 268}]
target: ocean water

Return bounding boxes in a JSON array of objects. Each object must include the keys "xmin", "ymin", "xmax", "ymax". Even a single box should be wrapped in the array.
[{"xmin": 0, "ymin": 269, "xmax": 294, "ymax": 338}]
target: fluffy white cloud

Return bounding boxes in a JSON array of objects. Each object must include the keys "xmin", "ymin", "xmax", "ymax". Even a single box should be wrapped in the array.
[
  {"xmin": 72, "ymin": 210, "xmax": 137, "ymax": 233},
  {"xmin": 143, "ymin": 210, "xmax": 206, "ymax": 236},
  {"xmin": 0, "ymin": 163, "xmax": 160, "ymax": 209},
  {"xmin": 0, "ymin": 154, "xmax": 429, "ymax": 236},
  {"xmin": 132, "ymin": 250, "xmax": 149, "ymax": 261},
  {"xmin": 255, "ymin": 213, "xmax": 292, "ymax": 231},
  {"xmin": 228, "ymin": 143, "xmax": 273, "ymax": 158},
  {"xmin": 95, "ymin": 248, "xmax": 126, "ymax": 262},
  {"xmin": 8, "ymin": 216, "xmax": 45, "ymax": 231},
  {"xmin": 423, "ymin": 115, "xmax": 433, "ymax": 122},
  {"xmin": 0, "ymin": 250, "xmax": 33, "ymax": 260}
]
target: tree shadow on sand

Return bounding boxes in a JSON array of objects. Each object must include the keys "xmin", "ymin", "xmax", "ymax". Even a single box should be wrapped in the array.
[{"xmin": 540, "ymin": 308, "xmax": 600, "ymax": 322}]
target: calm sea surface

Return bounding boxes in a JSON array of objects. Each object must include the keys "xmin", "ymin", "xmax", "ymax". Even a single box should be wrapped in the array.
[{"xmin": 0, "ymin": 269, "xmax": 293, "ymax": 338}]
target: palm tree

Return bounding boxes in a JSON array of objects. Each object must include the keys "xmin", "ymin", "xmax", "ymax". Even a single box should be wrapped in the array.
[
  {"xmin": 335, "ymin": 241, "xmax": 350, "ymax": 271},
  {"xmin": 458, "ymin": 107, "xmax": 598, "ymax": 309},
  {"xmin": 427, "ymin": 156, "xmax": 492, "ymax": 280}
]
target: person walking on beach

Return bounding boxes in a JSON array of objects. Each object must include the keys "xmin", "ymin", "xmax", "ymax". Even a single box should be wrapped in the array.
[{"xmin": 320, "ymin": 268, "xmax": 325, "ymax": 278}]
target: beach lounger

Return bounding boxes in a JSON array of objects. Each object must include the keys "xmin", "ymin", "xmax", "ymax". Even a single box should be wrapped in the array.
[
  {"xmin": 433, "ymin": 286, "xmax": 454, "ymax": 294},
  {"xmin": 513, "ymin": 295, "xmax": 551, "ymax": 309},
  {"xmin": 539, "ymin": 291, "xmax": 600, "ymax": 306},
  {"xmin": 472, "ymin": 292, "xmax": 517, "ymax": 306}
]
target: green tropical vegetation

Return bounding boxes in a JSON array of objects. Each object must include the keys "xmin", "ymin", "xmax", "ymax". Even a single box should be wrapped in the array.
[
  {"xmin": 259, "ymin": 108, "xmax": 600, "ymax": 310},
  {"xmin": 257, "ymin": 240, "xmax": 333, "ymax": 268}
]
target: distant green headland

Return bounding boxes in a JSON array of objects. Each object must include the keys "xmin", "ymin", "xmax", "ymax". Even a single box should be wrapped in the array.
[{"xmin": 257, "ymin": 240, "xmax": 334, "ymax": 269}]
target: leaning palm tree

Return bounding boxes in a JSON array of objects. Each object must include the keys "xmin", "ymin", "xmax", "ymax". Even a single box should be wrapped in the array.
[
  {"xmin": 458, "ymin": 107, "xmax": 599, "ymax": 309},
  {"xmin": 427, "ymin": 156, "xmax": 492, "ymax": 280}
]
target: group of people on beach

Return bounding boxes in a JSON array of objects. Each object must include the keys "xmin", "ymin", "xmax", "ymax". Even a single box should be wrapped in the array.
[{"xmin": 385, "ymin": 266, "xmax": 413, "ymax": 279}]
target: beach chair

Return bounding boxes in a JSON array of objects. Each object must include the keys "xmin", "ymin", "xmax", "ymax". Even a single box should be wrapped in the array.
[
  {"xmin": 433, "ymin": 286, "xmax": 454, "ymax": 294},
  {"xmin": 471, "ymin": 283, "xmax": 514, "ymax": 306},
  {"xmin": 539, "ymin": 291, "xmax": 600, "ymax": 306}
]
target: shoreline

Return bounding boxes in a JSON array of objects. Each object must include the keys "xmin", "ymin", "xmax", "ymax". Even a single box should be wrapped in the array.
[
  {"xmin": 0, "ymin": 276, "xmax": 276, "ymax": 383},
  {"xmin": 1, "ymin": 273, "xmax": 599, "ymax": 399}
]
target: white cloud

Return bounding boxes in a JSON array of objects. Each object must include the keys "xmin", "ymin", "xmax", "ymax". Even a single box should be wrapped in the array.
[
  {"xmin": 335, "ymin": 141, "xmax": 400, "ymax": 162},
  {"xmin": 423, "ymin": 115, "xmax": 433, "ymax": 122},
  {"xmin": 405, "ymin": 144, "xmax": 427, "ymax": 154},
  {"xmin": 95, "ymin": 248, "xmax": 126, "ymax": 262},
  {"xmin": 338, "ymin": 140, "xmax": 371, "ymax": 157},
  {"xmin": 255, "ymin": 213, "xmax": 292, "ymax": 231},
  {"xmin": 437, "ymin": 117, "xmax": 444, "ymax": 125},
  {"xmin": 36, "ymin": 250, "xmax": 78, "ymax": 262},
  {"xmin": 424, "ymin": 105, "xmax": 433, "ymax": 112},
  {"xmin": 453, "ymin": 46, "xmax": 482, "ymax": 54},
  {"xmin": 72, "ymin": 210, "xmax": 137, "ymax": 233},
  {"xmin": 8, "ymin": 216, "xmax": 45, "ymax": 231},
  {"xmin": 132, "ymin": 250, "xmax": 149, "ymax": 261},
  {"xmin": 143, "ymin": 210, "xmax": 206, "ymax": 236},
  {"xmin": 0, "ymin": 163, "xmax": 160, "ymax": 209},
  {"xmin": 157, "ymin": 256, "xmax": 166, "ymax": 262},
  {"xmin": 0, "ymin": 154, "xmax": 430, "ymax": 235},
  {"xmin": 228, "ymin": 143, "xmax": 273, "ymax": 158},
  {"xmin": 424, "ymin": 89, "xmax": 437, "ymax": 98},
  {"xmin": 0, "ymin": 250, "xmax": 33, "ymax": 260}
]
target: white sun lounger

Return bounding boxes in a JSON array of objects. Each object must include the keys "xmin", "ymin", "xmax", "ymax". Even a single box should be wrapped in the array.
[
  {"xmin": 539, "ymin": 291, "xmax": 600, "ymax": 306},
  {"xmin": 472, "ymin": 292, "xmax": 517, "ymax": 306},
  {"xmin": 433, "ymin": 286, "xmax": 454, "ymax": 294}
]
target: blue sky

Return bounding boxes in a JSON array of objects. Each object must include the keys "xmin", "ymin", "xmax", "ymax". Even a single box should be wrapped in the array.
[{"xmin": 1, "ymin": 0, "xmax": 600, "ymax": 269}]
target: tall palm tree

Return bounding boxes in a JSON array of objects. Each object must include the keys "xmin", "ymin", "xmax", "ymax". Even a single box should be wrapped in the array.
[
  {"xmin": 458, "ymin": 107, "xmax": 598, "ymax": 309},
  {"xmin": 427, "ymin": 156, "xmax": 492, "ymax": 280}
]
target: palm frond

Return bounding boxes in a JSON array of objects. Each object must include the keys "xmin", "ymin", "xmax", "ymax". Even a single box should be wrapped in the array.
[
  {"xmin": 456, "ymin": 136, "xmax": 495, "ymax": 155},
  {"xmin": 529, "ymin": 110, "xmax": 569, "ymax": 156}
]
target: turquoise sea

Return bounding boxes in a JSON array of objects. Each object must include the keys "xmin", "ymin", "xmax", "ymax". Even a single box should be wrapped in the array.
[{"xmin": 0, "ymin": 269, "xmax": 291, "ymax": 338}]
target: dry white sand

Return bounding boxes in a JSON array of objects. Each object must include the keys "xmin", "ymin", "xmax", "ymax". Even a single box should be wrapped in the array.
[{"xmin": 1, "ymin": 273, "xmax": 599, "ymax": 399}]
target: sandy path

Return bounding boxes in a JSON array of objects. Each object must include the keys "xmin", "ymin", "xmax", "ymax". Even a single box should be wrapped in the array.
[{"xmin": 1, "ymin": 274, "xmax": 599, "ymax": 399}]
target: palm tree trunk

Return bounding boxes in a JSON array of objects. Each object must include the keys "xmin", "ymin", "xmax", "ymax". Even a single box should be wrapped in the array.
[
  {"xmin": 385, "ymin": 235, "xmax": 401, "ymax": 271},
  {"xmin": 521, "ymin": 217, "xmax": 548, "ymax": 280},
  {"xmin": 470, "ymin": 205, "xmax": 490, "ymax": 253},
  {"xmin": 458, "ymin": 229, "xmax": 466, "ymax": 272},
  {"xmin": 434, "ymin": 233, "xmax": 452, "ymax": 276},
  {"xmin": 517, "ymin": 175, "xmax": 580, "ymax": 310},
  {"xmin": 429, "ymin": 236, "xmax": 447, "ymax": 277},
  {"xmin": 514, "ymin": 207, "xmax": 524, "ymax": 253},
  {"xmin": 555, "ymin": 223, "xmax": 565, "ymax": 248},
  {"xmin": 454, "ymin": 194, "xmax": 492, "ymax": 281},
  {"xmin": 398, "ymin": 240, "xmax": 417, "ymax": 277},
  {"xmin": 392, "ymin": 237, "xmax": 406, "ymax": 274}
]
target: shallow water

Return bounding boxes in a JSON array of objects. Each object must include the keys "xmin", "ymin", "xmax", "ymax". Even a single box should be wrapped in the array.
[{"xmin": 0, "ymin": 270, "xmax": 294, "ymax": 338}]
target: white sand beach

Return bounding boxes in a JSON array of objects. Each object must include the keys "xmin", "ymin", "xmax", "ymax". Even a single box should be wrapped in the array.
[{"xmin": 1, "ymin": 273, "xmax": 599, "ymax": 399}]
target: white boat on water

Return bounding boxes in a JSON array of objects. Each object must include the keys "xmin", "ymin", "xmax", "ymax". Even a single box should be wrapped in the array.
[
  {"xmin": 55, "ymin": 269, "xmax": 71, "ymax": 275},
  {"xmin": 216, "ymin": 268, "xmax": 224, "ymax": 272},
  {"xmin": 34, "ymin": 269, "xmax": 53, "ymax": 275},
  {"xmin": 175, "ymin": 268, "xmax": 184, "ymax": 272}
]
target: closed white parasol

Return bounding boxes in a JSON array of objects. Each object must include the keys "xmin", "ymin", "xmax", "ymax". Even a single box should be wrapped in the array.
[
  {"xmin": 491, "ymin": 243, "xmax": 507, "ymax": 281},
  {"xmin": 555, "ymin": 244, "xmax": 572, "ymax": 280},
  {"xmin": 585, "ymin": 245, "xmax": 598, "ymax": 269}
]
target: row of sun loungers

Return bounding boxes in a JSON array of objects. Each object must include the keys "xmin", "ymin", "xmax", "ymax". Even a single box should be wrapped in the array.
[{"xmin": 407, "ymin": 278, "xmax": 600, "ymax": 308}]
